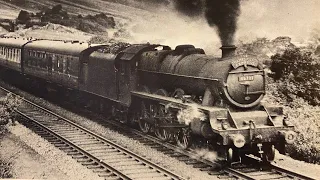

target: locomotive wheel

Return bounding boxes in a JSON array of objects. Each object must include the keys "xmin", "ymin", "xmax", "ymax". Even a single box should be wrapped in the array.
[
  {"xmin": 154, "ymin": 105, "xmax": 172, "ymax": 141},
  {"xmin": 172, "ymin": 88, "xmax": 185, "ymax": 99},
  {"xmin": 138, "ymin": 101, "xmax": 154, "ymax": 133},
  {"xmin": 175, "ymin": 128, "xmax": 191, "ymax": 149},
  {"xmin": 154, "ymin": 89, "xmax": 172, "ymax": 141},
  {"xmin": 263, "ymin": 145, "xmax": 275, "ymax": 162}
]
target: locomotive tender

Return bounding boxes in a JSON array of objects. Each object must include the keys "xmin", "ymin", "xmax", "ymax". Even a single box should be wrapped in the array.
[{"xmin": 0, "ymin": 37, "xmax": 296, "ymax": 163}]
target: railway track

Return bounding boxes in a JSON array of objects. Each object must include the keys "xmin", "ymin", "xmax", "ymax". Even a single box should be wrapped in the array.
[
  {"xmin": 0, "ymin": 87, "xmax": 182, "ymax": 180},
  {"xmin": 94, "ymin": 117, "xmax": 316, "ymax": 180},
  {"xmin": 0, "ymin": 85, "xmax": 316, "ymax": 180}
]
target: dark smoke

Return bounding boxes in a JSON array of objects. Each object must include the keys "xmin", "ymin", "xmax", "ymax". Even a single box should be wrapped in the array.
[
  {"xmin": 172, "ymin": 0, "xmax": 240, "ymax": 45},
  {"xmin": 172, "ymin": 0, "xmax": 204, "ymax": 17},
  {"xmin": 205, "ymin": 0, "xmax": 240, "ymax": 45}
]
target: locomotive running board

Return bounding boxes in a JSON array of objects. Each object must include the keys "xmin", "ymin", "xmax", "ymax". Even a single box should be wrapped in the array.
[{"xmin": 131, "ymin": 91, "xmax": 224, "ymax": 112}]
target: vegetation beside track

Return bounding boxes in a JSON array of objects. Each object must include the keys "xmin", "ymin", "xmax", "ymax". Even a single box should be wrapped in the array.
[
  {"xmin": 267, "ymin": 48, "xmax": 320, "ymax": 164},
  {"xmin": 0, "ymin": 93, "xmax": 21, "ymax": 178}
]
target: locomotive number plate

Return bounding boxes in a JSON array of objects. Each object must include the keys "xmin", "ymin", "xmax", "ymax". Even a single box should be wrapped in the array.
[{"xmin": 239, "ymin": 75, "xmax": 254, "ymax": 82}]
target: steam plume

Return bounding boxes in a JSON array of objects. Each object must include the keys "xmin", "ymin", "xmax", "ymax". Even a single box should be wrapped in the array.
[{"xmin": 172, "ymin": 0, "xmax": 240, "ymax": 45}]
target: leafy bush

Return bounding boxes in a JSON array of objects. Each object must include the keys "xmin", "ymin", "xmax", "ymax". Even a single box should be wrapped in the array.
[
  {"xmin": 0, "ymin": 159, "xmax": 12, "ymax": 178},
  {"xmin": 268, "ymin": 47, "xmax": 320, "ymax": 163},
  {"xmin": 0, "ymin": 93, "xmax": 20, "ymax": 178},
  {"xmin": 284, "ymin": 98, "xmax": 320, "ymax": 163},
  {"xmin": 270, "ymin": 48, "xmax": 320, "ymax": 105},
  {"xmin": 0, "ymin": 93, "xmax": 22, "ymax": 126}
]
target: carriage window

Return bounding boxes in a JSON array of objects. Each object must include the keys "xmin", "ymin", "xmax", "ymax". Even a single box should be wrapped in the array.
[
  {"xmin": 57, "ymin": 55, "xmax": 60, "ymax": 71},
  {"xmin": 7, "ymin": 48, "xmax": 10, "ymax": 60},
  {"xmin": 11, "ymin": 49, "xmax": 13, "ymax": 61},
  {"xmin": 58, "ymin": 55, "xmax": 63, "ymax": 72},
  {"xmin": 6, "ymin": 48, "xmax": 8, "ymax": 59},
  {"xmin": 10, "ymin": 48, "xmax": 13, "ymax": 61},
  {"xmin": 35, "ymin": 56, "xmax": 39, "ymax": 67},
  {"xmin": 37, "ymin": 55, "xmax": 41, "ymax": 68},
  {"xmin": 12, "ymin": 49, "xmax": 15, "ymax": 62},
  {"xmin": 15, "ymin": 49, "xmax": 18, "ymax": 62},
  {"xmin": 42, "ymin": 53, "xmax": 47, "ymax": 69},
  {"xmin": 6, "ymin": 48, "xmax": 9, "ymax": 59},
  {"xmin": 63, "ymin": 57, "xmax": 67, "ymax": 73},
  {"xmin": 66, "ymin": 57, "xmax": 70, "ymax": 74},
  {"xmin": 53, "ymin": 54, "xmax": 57, "ymax": 71},
  {"xmin": 47, "ymin": 54, "xmax": 53, "ymax": 71}
]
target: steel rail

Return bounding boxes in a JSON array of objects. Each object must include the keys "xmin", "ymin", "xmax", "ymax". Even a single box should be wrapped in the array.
[
  {"xmin": 0, "ymin": 85, "xmax": 315, "ymax": 180},
  {"xmin": 0, "ymin": 86, "xmax": 182, "ymax": 180},
  {"xmin": 270, "ymin": 162, "xmax": 316, "ymax": 180}
]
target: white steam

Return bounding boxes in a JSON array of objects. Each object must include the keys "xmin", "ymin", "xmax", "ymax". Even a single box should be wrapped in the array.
[
  {"xmin": 193, "ymin": 148, "xmax": 218, "ymax": 162},
  {"xmin": 177, "ymin": 105, "xmax": 206, "ymax": 125},
  {"xmin": 121, "ymin": 5, "xmax": 221, "ymax": 55}
]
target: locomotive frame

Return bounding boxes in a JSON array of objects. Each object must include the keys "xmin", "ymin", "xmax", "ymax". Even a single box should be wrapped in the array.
[{"xmin": 0, "ymin": 37, "xmax": 296, "ymax": 164}]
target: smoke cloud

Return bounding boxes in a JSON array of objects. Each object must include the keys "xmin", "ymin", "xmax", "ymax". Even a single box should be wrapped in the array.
[{"xmin": 172, "ymin": 0, "xmax": 240, "ymax": 45}]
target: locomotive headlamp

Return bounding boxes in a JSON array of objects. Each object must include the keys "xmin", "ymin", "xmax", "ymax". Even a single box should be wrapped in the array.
[{"xmin": 230, "ymin": 134, "xmax": 246, "ymax": 148}]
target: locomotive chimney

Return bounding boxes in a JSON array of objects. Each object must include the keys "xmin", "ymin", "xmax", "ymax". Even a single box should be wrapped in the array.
[{"xmin": 220, "ymin": 45, "xmax": 237, "ymax": 58}]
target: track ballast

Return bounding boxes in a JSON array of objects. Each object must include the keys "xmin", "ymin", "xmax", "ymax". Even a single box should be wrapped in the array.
[{"xmin": 0, "ymin": 86, "xmax": 182, "ymax": 180}]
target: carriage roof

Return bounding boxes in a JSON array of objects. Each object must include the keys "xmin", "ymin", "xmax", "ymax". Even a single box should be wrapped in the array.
[
  {"xmin": 0, "ymin": 37, "xmax": 30, "ymax": 48},
  {"xmin": 24, "ymin": 40, "xmax": 91, "ymax": 56}
]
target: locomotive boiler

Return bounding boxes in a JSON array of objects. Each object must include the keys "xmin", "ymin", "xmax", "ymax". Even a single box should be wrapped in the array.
[
  {"xmin": 0, "ymin": 37, "xmax": 296, "ymax": 164},
  {"xmin": 138, "ymin": 45, "xmax": 264, "ymax": 108}
]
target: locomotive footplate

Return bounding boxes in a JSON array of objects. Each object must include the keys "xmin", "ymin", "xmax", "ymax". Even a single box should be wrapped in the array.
[{"xmin": 131, "ymin": 91, "xmax": 224, "ymax": 112}]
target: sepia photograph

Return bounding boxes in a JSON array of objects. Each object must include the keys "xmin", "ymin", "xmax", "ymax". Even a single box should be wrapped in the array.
[{"xmin": 0, "ymin": 0, "xmax": 319, "ymax": 179}]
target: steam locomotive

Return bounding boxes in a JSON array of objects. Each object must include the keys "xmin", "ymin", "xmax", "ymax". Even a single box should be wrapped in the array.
[{"xmin": 0, "ymin": 37, "xmax": 296, "ymax": 164}]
